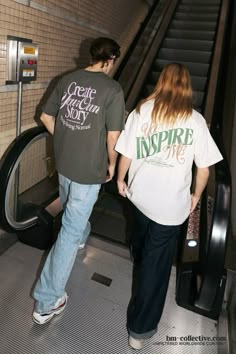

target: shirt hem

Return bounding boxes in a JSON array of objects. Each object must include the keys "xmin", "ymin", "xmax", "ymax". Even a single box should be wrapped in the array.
[
  {"xmin": 57, "ymin": 171, "xmax": 106, "ymax": 185},
  {"xmin": 129, "ymin": 200, "xmax": 189, "ymax": 226}
]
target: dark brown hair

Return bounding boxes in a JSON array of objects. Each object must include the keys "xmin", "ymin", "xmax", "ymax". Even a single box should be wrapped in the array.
[{"xmin": 90, "ymin": 37, "xmax": 120, "ymax": 66}]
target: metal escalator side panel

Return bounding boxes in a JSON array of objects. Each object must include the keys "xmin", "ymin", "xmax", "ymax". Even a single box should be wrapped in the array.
[
  {"xmin": 125, "ymin": 0, "xmax": 179, "ymax": 112},
  {"xmin": 0, "ymin": 126, "xmax": 48, "ymax": 232},
  {"xmin": 192, "ymin": 0, "xmax": 232, "ymax": 315},
  {"xmin": 203, "ymin": 0, "xmax": 229, "ymax": 124},
  {"xmin": 116, "ymin": 0, "xmax": 174, "ymax": 99},
  {"xmin": 176, "ymin": 0, "xmax": 232, "ymax": 319},
  {"xmin": 195, "ymin": 144, "xmax": 231, "ymax": 312}
]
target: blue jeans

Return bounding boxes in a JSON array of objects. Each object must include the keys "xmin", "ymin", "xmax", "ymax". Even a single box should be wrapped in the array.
[
  {"xmin": 127, "ymin": 207, "xmax": 180, "ymax": 339},
  {"xmin": 33, "ymin": 174, "xmax": 100, "ymax": 313}
]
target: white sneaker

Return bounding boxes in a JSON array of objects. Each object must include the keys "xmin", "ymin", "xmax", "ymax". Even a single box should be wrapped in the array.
[
  {"xmin": 128, "ymin": 336, "xmax": 145, "ymax": 350},
  {"xmin": 78, "ymin": 243, "xmax": 85, "ymax": 250},
  {"xmin": 33, "ymin": 293, "xmax": 68, "ymax": 325}
]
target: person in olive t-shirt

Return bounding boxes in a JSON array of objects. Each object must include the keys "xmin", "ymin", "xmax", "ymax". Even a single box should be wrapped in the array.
[{"xmin": 32, "ymin": 37, "xmax": 125, "ymax": 325}]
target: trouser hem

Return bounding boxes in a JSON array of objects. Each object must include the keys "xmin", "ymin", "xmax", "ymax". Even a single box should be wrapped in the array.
[{"xmin": 128, "ymin": 328, "xmax": 157, "ymax": 340}]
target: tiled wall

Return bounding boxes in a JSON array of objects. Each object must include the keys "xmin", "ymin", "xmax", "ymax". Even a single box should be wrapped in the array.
[
  {"xmin": 0, "ymin": 0, "xmax": 148, "ymax": 156},
  {"xmin": 0, "ymin": 0, "xmax": 148, "ymax": 201}
]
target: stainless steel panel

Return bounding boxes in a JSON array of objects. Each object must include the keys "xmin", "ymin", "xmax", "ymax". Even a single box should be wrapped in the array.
[
  {"xmin": 0, "ymin": 240, "xmax": 219, "ymax": 354},
  {"xmin": 17, "ymin": 42, "xmax": 38, "ymax": 82},
  {"xmin": 6, "ymin": 39, "xmax": 17, "ymax": 82}
]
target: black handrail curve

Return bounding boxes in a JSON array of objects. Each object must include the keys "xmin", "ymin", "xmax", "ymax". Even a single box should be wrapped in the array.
[{"xmin": 0, "ymin": 126, "xmax": 48, "ymax": 232}]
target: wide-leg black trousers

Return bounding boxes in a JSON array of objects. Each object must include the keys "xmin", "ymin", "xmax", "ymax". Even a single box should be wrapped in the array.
[{"xmin": 127, "ymin": 207, "xmax": 180, "ymax": 339}]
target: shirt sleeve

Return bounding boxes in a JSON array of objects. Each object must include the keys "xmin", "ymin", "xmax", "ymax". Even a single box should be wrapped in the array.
[
  {"xmin": 105, "ymin": 84, "xmax": 125, "ymax": 131},
  {"xmin": 194, "ymin": 116, "xmax": 223, "ymax": 167},
  {"xmin": 115, "ymin": 110, "xmax": 138, "ymax": 159},
  {"xmin": 43, "ymin": 78, "xmax": 64, "ymax": 117}
]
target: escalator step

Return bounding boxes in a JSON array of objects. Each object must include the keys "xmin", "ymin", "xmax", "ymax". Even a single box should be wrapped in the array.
[
  {"xmin": 167, "ymin": 29, "xmax": 215, "ymax": 41},
  {"xmin": 193, "ymin": 90, "xmax": 204, "ymax": 107},
  {"xmin": 181, "ymin": 0, "xmax": 221, "ymax": 4},
  {"xmin": 163, "ymin": 38, "xmax": 213, "ymax": 52},
  {"xmin": 178, "ymin": 5, "xmax": 220, "ymax": 13},
  {"xmin": 190, "ymin": 76, "xmax": 207, "ymax": 91},
  {"xmin": 144, "ymin": 84, "xmax": 155, "ymax": 96},
  {"xmin": 175, "ymin": 12, "xmax": 218, "ymax": 22},
  {"xmin": 154, "ymin": 59, "xmax": 209, "ymax": 76},
  {"xmin": 170, "ymin": 20, "xmax": 217, "ymax": 31},
  {"xmin": 143, "ymin": 85, "xmax": 204, "ymax": 109},
  {"xmin": 148, "ymin": 71, "xmax": 207, "ymax": 91},
  {"xmin": 148, "ymin": 72, "xmax": 160, "ymax": 84},
  {"xmin": 158, "ymin": 48, "xmax": 211, "ymax": 64}
]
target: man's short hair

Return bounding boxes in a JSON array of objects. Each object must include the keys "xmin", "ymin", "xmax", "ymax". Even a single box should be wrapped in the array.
[{"xmin": 90, "ymin": 37, "xmax": 120, "ymax": 64}]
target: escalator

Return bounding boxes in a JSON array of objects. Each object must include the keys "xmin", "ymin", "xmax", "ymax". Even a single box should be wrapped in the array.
[
  {"xmin": 0, "ymin": 0, "xmax": 233, "ymax": 336},
  {"xmin": 141, "ymin": 1, "xmax": 220, "ymax": 113}
]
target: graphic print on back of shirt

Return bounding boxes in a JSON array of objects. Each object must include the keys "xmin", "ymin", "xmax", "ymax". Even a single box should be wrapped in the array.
[
  {"xmin": 59, "ymin": 81, "xmax": 101, "ymax": 131},
  {"xmin": 136, "ymin": 121, "xmax": 193, "ymax": 167}
]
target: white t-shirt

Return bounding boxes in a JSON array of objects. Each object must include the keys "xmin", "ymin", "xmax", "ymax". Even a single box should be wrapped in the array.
[{"xmin": 115, "ymin": 100, "xmax": 223, "ymax": 225}]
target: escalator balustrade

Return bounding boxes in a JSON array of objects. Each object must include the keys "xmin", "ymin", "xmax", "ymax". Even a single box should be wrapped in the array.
[{"xmin": 0, "ymin": 127, "xmax": 60, "ymax": 249}]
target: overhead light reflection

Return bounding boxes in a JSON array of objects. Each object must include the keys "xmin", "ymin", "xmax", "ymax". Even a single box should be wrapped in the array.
[{"xmin": 188, "ymin": 240, "xmax": 198, "ymax": 247}]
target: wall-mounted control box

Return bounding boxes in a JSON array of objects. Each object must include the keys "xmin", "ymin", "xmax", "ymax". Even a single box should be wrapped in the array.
[{"xmin": 6, "ymin": 36, "xmax": 39, "ymax": 84}]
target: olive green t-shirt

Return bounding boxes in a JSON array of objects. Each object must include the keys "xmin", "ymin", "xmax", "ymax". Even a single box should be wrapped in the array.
[{"xmin": 43, "ymin": 69, "xmax": 125, "ymax": 184}]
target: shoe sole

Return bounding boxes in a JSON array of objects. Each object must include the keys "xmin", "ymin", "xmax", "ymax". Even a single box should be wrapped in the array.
[{"xmin": 128, "ymin": 337, "xmax": 144, "ymax": 350}]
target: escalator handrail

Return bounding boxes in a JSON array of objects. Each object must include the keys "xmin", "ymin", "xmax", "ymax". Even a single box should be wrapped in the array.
[
  {"xmin": 195, "ymin": 149, "xmax": 231, "ymax": 310},
  {"xmin": 114, "ymin": 0, "xmax": 161, "ymax": 82},
  {"xmin": 122, "ymin": 0, "xmax": 179, "ymax": 111},
  {"xmin": 116, "ymin": 0, "xmax": 173, "ymax": 100},
  {"xmin": 0, "ymin": 126, "xmax": 48, "ymax": 232}
]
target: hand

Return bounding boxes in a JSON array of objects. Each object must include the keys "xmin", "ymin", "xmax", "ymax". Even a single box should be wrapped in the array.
[
  {"xmin": 117, "ymin": 180, "xmax": 128, "ymax": 197},
  {"xmin": 105, "ymin": 164, "xmax": 116, "ymax": 183},
  {"xmin": 190, "ymin": 194, "xmax": 200, "ymax": 213}
]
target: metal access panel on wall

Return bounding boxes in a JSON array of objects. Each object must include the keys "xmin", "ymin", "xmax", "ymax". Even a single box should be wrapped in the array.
[{"xmin": 6, "ymin": 36, "xmax": 39, "ymax": 83}]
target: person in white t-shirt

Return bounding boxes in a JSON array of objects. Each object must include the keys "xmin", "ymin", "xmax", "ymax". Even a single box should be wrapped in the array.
[{"xmin": 115, "ymin": 63, "xmax": 223, "ymax": 350}]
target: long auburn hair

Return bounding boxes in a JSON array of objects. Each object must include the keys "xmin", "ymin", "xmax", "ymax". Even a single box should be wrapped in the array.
[{"xmin": 136, "ymin": 63, "xmax": 193, "ymax": 124}]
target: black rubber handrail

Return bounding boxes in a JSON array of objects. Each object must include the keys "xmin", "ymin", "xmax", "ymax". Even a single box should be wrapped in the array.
[
  {"xmin": 195, "ymin": 148, "xmax": 231, "ymax": 310},
  {"xmin": 124, "ymin": 0, "xmax": 179, "ymax": 111},
  {"xmin": 0, "ymin": 126, "xmax": 48, "ymax": 232},
  {"xmin": 116, "ymin": 0, "xmax": 177, "ymax": 104},
  {"xmin": 114, "ymin": 0, "xmax": 161, "ymax": 82}
]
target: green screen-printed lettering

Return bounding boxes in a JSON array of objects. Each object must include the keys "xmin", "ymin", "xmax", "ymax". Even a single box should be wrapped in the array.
[
  {"xmin": 136, "ymin": 128, "xmax": 193, "ymax": 159},
  {"xmin": 184, "ymin": 128, "xmax": 193, "ymax": 145},
  {"xmin": 157, "ymin": 130, "xmax": 168, "ymax": 152},
  {"xmin": 172, "ymin": 128, "xmax": 184, "ymax": 144}
]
